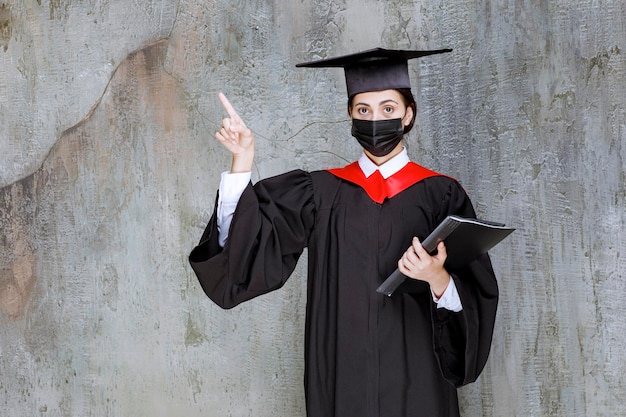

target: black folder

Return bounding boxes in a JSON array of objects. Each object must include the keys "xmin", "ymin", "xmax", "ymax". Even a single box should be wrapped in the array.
[{"xmin": 376, "ymin": 215, "xmax": 515, "ymax": 296}]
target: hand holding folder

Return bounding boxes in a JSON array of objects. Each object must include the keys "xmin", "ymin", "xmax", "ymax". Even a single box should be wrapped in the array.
[{"xmin": 377, "ymin": 215, "xmax": 515, "ymax": 296}]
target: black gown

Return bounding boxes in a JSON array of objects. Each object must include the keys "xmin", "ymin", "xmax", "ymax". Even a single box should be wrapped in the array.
[{"xmin": 189, "ymin": 164, "xmax": 498, "ymax": 417}]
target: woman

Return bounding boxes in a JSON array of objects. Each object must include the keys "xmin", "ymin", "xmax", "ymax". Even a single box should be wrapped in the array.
[{"xmin": 189, "ymin": 48, "xmax": 498, "ymax": 417}]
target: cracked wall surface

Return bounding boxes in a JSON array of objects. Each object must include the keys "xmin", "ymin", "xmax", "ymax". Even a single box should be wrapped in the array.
[{"xmin": 1, "ymin": 0, "xmax": 625, "ymax": 416}]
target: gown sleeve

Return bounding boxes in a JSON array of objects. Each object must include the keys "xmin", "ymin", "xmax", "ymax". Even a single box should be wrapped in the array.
[
  {"xmin": 189, "ymin": 170, "xmax": 316, "ymax": 309},
  {"xmin": 428, "ymin": 180, "xmax": 499, "ymax": 387}
]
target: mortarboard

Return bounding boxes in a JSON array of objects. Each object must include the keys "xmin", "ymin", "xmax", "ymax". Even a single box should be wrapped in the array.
[{"xmin": 296, "ymin": 47, "xmax": 452, "ymax": 98}]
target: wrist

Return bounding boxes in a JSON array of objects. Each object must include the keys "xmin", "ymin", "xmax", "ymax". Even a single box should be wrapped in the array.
[
  {"xmin": 231, "ymin": 148, "xmax": 254, "ymax": 173},
  {"xmin": 429, "ymin": 272, "xmax": 451, "ymax": 299}
]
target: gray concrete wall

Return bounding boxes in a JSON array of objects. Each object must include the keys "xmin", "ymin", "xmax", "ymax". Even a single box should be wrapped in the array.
[{"xmin": 1, "ymin": 0, "xmax": 624, "ymax": 415}]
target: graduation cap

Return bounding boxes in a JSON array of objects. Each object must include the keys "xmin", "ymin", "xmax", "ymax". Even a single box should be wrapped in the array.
[{"xmin": 296, "ymin": 47, "xmax": 452, "ymax": 98}]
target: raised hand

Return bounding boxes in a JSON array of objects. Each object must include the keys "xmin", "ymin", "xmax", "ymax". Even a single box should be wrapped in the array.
[{"xmin": 215, "ymin": 92, "xmax": 254, "ymax": 172}]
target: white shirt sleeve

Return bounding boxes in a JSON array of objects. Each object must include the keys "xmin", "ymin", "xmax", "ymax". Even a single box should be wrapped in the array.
[
  {"xmin": 217, "ymin": 171, "xmax": 252, "ymax": 247},
  {"xmin": 431, "ymin": 276, "xmax": 463, "ymax": 312}
]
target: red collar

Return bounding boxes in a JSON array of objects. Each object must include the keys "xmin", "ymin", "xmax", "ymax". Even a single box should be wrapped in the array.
[{"xmin": 327, "ymin": 161, "xmax": 444, "ymax": 203}]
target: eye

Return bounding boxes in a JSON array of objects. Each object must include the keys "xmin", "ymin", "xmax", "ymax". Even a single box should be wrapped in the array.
[
  {"xmin": 383, "ymin": 105, "xmax": 394, "ymax": 114},
  {"xmin": 357, "ymin": 107, "xmax": 369, "ymax": 115}
]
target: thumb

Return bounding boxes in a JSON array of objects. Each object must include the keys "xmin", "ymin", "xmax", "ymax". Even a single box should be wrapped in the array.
[
  {"xmin": 227, "ymin": 118, "xmax": 242, "ymax": 134},
  {"xmin": 434, "ymin": 241, "xmax": 447, "ymax": 261},
  {"xmin": 223, "ymin": 117, "xmax": 236, "ymax": 135}
]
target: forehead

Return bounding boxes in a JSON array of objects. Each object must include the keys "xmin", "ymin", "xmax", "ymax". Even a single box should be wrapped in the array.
[{"xmin": 351, "ymin": 90, "xmax": 404, "ymax": 105}]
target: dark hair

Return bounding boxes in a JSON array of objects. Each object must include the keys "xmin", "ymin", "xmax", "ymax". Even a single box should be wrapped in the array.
[
  {"xmin": 347, "ymin": 88, "xmax": 417, "ymax": 134},
  {"xmin": 396, "ymin": 88, "xmax": 416, "ymax": 134}
]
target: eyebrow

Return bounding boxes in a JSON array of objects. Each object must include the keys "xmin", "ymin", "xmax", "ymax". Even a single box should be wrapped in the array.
[
  {"xmin": 353, "ymin": 99, "xmax": 398, "ymax": 107},
  {"xmin": 354, "ymin": 99, "xmax": 399, "ymax": 107}
]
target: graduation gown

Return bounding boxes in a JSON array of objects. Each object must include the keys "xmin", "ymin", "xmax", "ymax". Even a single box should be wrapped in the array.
[{"xmin": 189, "ymin": 163, "xmax": 498, "ymax": 417}]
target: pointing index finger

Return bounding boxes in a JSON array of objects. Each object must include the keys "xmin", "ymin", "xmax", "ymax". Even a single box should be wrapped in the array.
[{"xmin": 218, "ymin": 92, "xmax": 240, "ymax": 121}]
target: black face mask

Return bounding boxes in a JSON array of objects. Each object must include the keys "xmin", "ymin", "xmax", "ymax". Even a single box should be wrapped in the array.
[{"xmin": 351, "ymin": 118, "xmax": 405, "ymax": 157}]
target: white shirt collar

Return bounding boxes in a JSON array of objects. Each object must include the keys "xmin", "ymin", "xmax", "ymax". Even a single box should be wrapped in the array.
[{"xmin": 357, "ymin": 148, "xmax": 410, "ymax": 179}]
